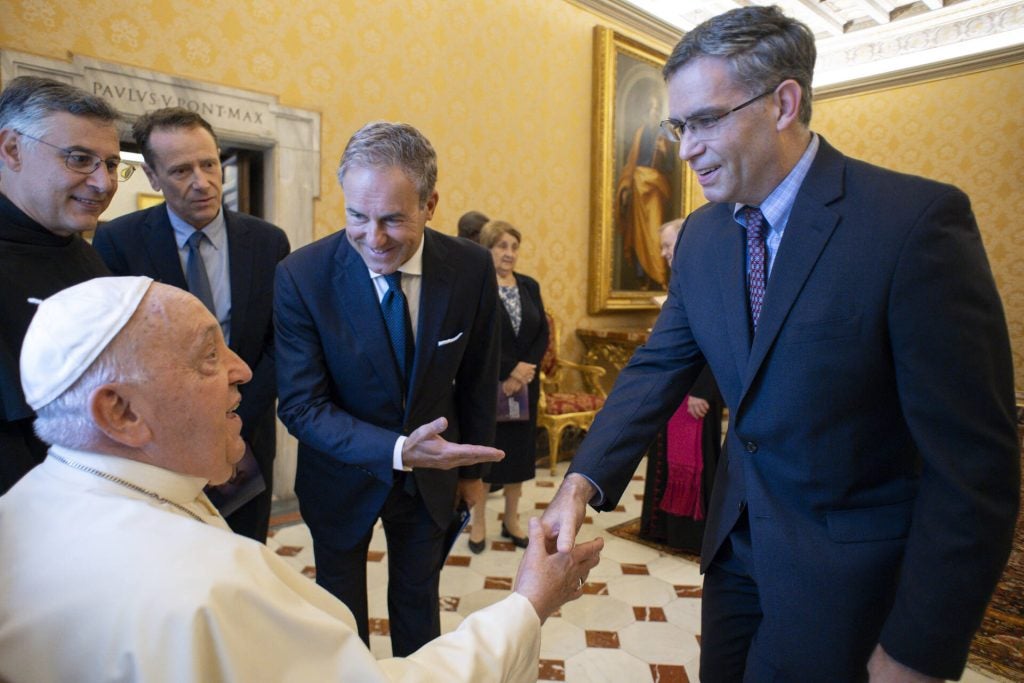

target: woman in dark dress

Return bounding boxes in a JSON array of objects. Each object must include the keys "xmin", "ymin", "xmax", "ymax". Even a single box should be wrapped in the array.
[{"xmin": 468, "ymin": 220, "xmax": 549, "ymax": 552}]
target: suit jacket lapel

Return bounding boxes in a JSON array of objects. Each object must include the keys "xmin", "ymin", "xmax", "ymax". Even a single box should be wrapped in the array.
[
  {"xmin": 740, "ymin": 140, "xmax": 845, "ymax": 397},
  {"xmin": 144, "ymin": 207, "xmax": 188, "ymax": 289},
  {"xmin": 335, "ymin": 236, "xmax": 406, "ymax": 413},
  {"xmin": 409, "ymin": 229, "xmax": 454, "ymax": 406},
  {"xmin": 225, "ymin": 211, "xmax": 252, "ymax": 346}
]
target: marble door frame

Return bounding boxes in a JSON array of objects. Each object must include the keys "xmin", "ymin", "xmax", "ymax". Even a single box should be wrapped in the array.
[{"xmin": 1, "ymin": 49, "xmax": 318, "ymax": 498}]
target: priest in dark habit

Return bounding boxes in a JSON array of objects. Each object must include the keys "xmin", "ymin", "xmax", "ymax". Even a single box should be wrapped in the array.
[{"xmin": 0, "ymin": 76, "xmax": 128, "ymax": 493}]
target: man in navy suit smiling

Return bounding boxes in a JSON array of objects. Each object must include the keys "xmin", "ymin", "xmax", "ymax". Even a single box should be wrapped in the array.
[
  {"xmin": 542, "ymin": 6, "xmax": 1018, "ymax": 681},
  {"xmin": 274, "ymin": 122, "xmax": 503, "ymax": 656}
]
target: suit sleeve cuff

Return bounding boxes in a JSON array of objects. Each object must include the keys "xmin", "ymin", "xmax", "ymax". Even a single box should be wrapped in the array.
[
  {"xmin": 393, "ymin": 436, "xmax": 412, "ymax": 471},
  {"xmin": 577, "ymin": 473, "xmax": 606, "ymax": 507}
]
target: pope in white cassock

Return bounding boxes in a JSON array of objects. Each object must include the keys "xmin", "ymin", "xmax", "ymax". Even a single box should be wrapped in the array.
[{"xmin": 0, "ymin": 276, "xmax": 603, "ymax": 683}]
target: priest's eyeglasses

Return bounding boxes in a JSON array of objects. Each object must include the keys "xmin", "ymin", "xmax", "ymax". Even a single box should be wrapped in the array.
[
  {"xmin": 16, "ymin": 130, "xmax": 136, "ymax": 182},
  {"xmin": 660, "ymin": 86, "xmax": 778, "ymax": 143}
]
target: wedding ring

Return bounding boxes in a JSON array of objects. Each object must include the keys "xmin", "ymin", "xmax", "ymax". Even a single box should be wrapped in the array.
[{"xmin": 577, "ymin": 577, "xmax": 584, "ymax": 590}]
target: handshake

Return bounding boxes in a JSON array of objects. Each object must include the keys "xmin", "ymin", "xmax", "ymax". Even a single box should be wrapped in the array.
[{"xmin": 512, "ymin": 518, "xmax": 604, "ymax": 623}]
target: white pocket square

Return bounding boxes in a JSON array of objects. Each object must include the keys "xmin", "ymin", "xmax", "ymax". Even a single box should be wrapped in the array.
[{"xmin": 437, "ymin": 332, "xmax": 463, "ymax": 347}]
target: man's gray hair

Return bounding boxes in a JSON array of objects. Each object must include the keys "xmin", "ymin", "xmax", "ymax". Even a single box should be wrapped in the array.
[
  {"xmin": 33, "ymin": 320, "xmax": 144, "ymax": 451},
  {"xmin": 0, "ymin": 76, "xmax": 120, "ymax": 141},
  {"xmin": 663, "ymin": 5, "xmax": 816, "ymax": 125},
  {"xmin": 337, "ymin": 122, "xmax": 438, "ymax": 205}
]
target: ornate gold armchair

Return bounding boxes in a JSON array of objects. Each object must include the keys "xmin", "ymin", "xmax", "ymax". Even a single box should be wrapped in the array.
[{"xmin": 537, "ymin": 313, "xmax": 607, "ymax": 474}]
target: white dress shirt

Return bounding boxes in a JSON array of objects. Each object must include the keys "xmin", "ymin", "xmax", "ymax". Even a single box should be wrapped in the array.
[{"xmin": 366, "ymin": 237, "xmax": 425, "ymax": 471}]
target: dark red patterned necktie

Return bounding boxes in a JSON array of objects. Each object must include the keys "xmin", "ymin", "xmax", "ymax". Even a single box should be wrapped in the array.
[{"xmin": 743, "ymin": 206, "xmax": 766, "ymax": 330}]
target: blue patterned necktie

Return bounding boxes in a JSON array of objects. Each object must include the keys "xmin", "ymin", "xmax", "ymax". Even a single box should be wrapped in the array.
[
  {"xmin": 743, "ymin": 206, "xmax": 767, "ymax": 330},
  {"xmin": 185, "ymin": 230, "xmax": 216, "ymax": 314},
  {"xmin": 381, "ymin": 271, "xmax": 412, "ymax": 386}
]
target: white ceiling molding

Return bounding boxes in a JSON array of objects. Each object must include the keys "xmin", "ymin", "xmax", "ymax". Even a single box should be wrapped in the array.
[
  {"xmin": 816, "ymin": 40, "xmax": 1024, "ymax": 97},
  {"xmin": 568, "ymin": 0, "xmax": 681, "ymax": 46},
  {"xmin": 846, "ymin": 0, "xmax": 894, "ymax": 27},
  {"xmin": 570, "ymin": 0, "xmax": 1024, "ymax": 88},
  {"xmin": 812, "ymin": 0, "xmax": 1024, "ymax": 87},
  {"xmin": 793, "ymin": 0, "xmax": 851, "ymax": 34}
]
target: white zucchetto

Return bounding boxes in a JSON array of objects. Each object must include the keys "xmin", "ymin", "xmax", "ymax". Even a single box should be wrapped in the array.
[{"xmin": 20, "ymin": 276, "xmax": 153, "ymax": 410}]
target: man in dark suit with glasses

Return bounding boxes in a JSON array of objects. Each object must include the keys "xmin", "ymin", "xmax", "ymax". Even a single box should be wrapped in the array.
[{"xmin": 543, "ymin": 6, "xmax": 1019, "ymax": 681}]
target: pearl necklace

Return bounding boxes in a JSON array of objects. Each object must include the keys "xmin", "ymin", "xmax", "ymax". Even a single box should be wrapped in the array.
[{"xmin": 50, "ymin": 451, "xmax": 207, "ymax": 525}]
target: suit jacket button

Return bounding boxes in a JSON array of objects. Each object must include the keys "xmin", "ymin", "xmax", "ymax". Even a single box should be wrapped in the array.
[{"xmin": 744, "ymin": 441, "xmax": 758, "ymax": 453}]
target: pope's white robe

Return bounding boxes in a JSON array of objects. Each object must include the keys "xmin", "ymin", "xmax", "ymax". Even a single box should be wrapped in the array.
[{"xmin": 0, "ymin": 447, "xmax": 540, "ymax": 682}]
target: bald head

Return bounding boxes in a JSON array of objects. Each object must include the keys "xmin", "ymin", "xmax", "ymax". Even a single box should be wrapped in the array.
[{"xmin": 659, "ymin": 218, "xmax": 685, "ymax": 267}]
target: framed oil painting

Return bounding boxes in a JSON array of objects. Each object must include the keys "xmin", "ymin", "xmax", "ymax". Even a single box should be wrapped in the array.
[{"xmin": 587, "ymin": 26, "xmax": 694, "ymax": 314}]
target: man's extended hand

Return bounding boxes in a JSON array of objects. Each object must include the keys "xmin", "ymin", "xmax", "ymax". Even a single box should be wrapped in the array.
[
  {"xmin": 540, "ymin": 473, "xmax": 595, "ymax": 553},
  {"xmin": 402, "ymin": 417, "xmax": 504, "ymax": 470},
  {"xmin": 514, "ymin": 517, "xmax": 603, "ymax": 623}
]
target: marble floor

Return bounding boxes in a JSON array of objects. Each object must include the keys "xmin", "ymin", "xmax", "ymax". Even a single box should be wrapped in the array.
[{"xmin": 267, "ymin": 460, "xmax": 1006, "ymax": 683}]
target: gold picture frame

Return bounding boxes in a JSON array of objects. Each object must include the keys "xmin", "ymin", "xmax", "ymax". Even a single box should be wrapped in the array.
[
  {"xmin": 137, "ymin": 193, "xmax": 164, "ymax": 210},
  {"xmin": 587, "ymin": 26, "xmax": 694, "ymax": 314}
]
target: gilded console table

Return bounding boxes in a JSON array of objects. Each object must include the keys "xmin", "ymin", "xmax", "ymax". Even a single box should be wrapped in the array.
[{"xmin": 575, "ymin": 326, "xmax": 650, "ymax": 392}]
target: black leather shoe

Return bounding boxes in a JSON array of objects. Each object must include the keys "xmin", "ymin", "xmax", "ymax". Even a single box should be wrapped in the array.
[
  {"xmin": 468, "ymin": 538, "xmax": 486, "ymax": 554},
  {"xmin": 501, "ymin": 523, "xmax": 528, "ymax": 548}
]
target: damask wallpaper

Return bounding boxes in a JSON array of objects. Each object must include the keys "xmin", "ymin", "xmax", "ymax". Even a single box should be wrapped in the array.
[
  {"xmin": 1, "ymin": 0, "xmax": 668, "ymax": 367},
  {"xmin": 1, "ymin": 0, "xmax": 1020, "ymax": 387}
]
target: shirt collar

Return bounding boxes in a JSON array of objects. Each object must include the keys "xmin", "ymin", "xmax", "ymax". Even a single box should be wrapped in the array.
[
  {"xmin": 733, "ymin": 133, "xmax": 819, "ymax": 230},
  {"xmin": 49, "ymin": 444, "xmax": 209, "ymax": 506},
  {"xmin": 368, "ymin": 229, "xmax": 425, "ymax": 281},
  {"xmin": 168, "ymin": 204, "xmax": 227, "ymax": 251}
]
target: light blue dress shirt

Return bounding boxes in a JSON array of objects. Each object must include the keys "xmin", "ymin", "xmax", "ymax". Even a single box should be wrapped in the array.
[
  {"xmin": 169, "ymin": 206, "xmax": 231, "ymax": 343},
  {"xmin": 732, "ymin": 134, "xmax": 820, "ymax": 278}
]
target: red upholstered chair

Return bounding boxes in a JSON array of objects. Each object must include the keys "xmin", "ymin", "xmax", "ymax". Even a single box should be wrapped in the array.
[{"xmin": 537, "ymin": 313, "xmax": 607, "ymax": 474}]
